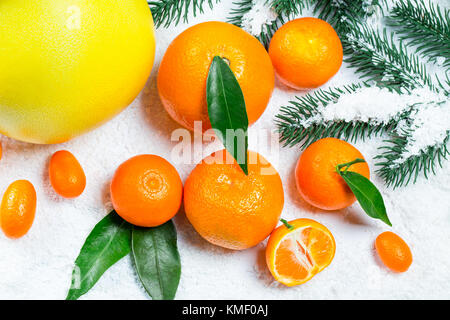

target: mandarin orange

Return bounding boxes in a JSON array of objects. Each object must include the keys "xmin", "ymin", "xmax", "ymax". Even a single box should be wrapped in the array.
[
  {"xmin": 110, "ymin": 155, "xmax": 183, "ymax": 227},
  {"xmin": 158, "ymin": 21, "xmax": 274, "ymax": 132},
  {"xmin": 295, "ymin": 138, "xmax": 370, "ymax": 210},
  {"xmin": 269, "ymin": 17, "xmax": 343, "ymax": 89},
  {"xmin": 184, "ymin": 149, "xmax": 284, "ymax": 250},
  {"xmin": 266, "ymin": 219, "xmax": 336, "ymax": 286}
]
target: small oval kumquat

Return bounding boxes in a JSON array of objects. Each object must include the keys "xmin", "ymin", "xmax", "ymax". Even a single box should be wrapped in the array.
[
  {"xmin": 375, "ymin": 231, "xmax": 412, "ymax": 273},
  {"xmin": 49, "ymin": 150, "xmax": 86, "ymax": 198},
  {"xmin": 0, "ymin": 180, "xmax": 37, "ymax": 239}
]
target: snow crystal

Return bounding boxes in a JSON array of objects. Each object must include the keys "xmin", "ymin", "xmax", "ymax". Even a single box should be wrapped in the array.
[
  {"xmin": 395, "ymin": 100, "xmax": 450, "ymax": 163},
  {"xmin": 241, "ymin": 0, "xmax": 278, "ymax": 36},
  {"xmin": 332, "ymin": 0, "xmax": 345, "ymax": 7},
  {"xmin": 299, "ymin": 87, "xmax": 442, "ymax": 127},
  {"xmin": 435, "ymin": 56, "xmax": 446, "ymax": 66}
]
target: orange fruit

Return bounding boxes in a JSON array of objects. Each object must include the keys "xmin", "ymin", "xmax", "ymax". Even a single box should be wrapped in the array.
[
  {"xmin": 158, "ymin": 21, "xmax": 274, "ymax": 132},
  {"xmin": 266, "ymin": 218, "xmax": 336, "ymax": 286},
  {"xmin": 295, "ymin": 137, "xmax": 370, "ymax": 211},
  {"xmin": 184, "ymin": 149, "xmax": 284, "ymax": 250},
  {"xmin": 269, "ymin": 17, "xmax": 343, "ymax": 89},
  {"xmin": 375, "ymin": 231, "xmax": 412, "ymax": 272},
  {"xmin": 110, "ymin": 155, "xmax": 183, "ymax": 227},
  {"xmin": 0, "ymin": 180, "xmax": 37, "ymax": 239},
  {"xmin": 49, "ymin": 150, "xmax": 86, "ymax": 199}
]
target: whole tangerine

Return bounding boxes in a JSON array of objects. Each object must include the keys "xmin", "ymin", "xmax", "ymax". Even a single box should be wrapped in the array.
[
  {"xmin": 158, "ymin": 21, "xmax": 274, "ymax": 132},
  {"xmin": 295, "ymin": 138, "xmax": 370, "ymax": 210},
  {"xmin": 110, "ymin": 155, "xmax": 183, "ymax": 227},
  {"xmin": 269, "ymin": 17, "xmax": 343, "ymax": 89},
  {"xmin": 184, "ymin": 149, "xmax": 284, "ymax": 250}
]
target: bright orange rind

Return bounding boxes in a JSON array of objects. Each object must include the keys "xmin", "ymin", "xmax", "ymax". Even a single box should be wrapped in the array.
[{"xmin": 266, "ymin": 219, "xmax": 336, "ymax": 286}]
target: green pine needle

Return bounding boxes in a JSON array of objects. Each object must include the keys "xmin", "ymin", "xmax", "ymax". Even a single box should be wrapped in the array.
[
  {"xmin": 276, "ymin": 86, "xmax": 448, "ymax": 187},
  {"xmin": 376, "ymin": 132, "xmax": 450, "ymax": 188},
  {"xmin": 228, "ymin": 0, "xmax": 311, "ymax": 48},
  {"xmin": 343, "ymin": 26, "xmax": 435, "ymax": 93},
  {"xmin": 275, "ymin": 83, "xmax": 399, "ymax": 149},
  {"xmin": 148, "ymin": 0, "xmax": 221, "ymax": 28},
  {"xmin": 228, "ymin": 0, "xmax": 283, "ymax": 48},
  {"xmin": 313, "ymin": 0, "xmax": 381, "ymax": 34},
  {"xmin": 388, "ymin": 0, "xmax": 450, "ymax": 68},
  {"xmin": 272, "ymin": 0, "xmax": 312, "ymax": 16}
]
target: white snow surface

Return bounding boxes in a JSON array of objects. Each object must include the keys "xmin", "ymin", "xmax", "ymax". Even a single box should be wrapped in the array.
[{"xmin": 0, "ymin": 1, "xmax": 449, "ymax": 300}]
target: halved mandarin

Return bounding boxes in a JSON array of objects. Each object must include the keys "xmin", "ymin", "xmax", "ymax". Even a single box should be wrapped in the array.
[{"xmin": 266, "ymin": 218, "xmax": 336, "ymax": 286}]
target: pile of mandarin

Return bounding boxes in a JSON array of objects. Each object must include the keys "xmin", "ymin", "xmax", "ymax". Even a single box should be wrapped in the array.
[{"xmin": 0, "ymin": 18, "xmax": 412, "ymax": 287}]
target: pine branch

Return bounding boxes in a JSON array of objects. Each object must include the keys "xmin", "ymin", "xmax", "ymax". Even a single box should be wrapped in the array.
[
  {"xmin": 343, "ymin": 26, "xmax": 435, "ymax": 93},
  {"xmin": 388, "ymin": 0, "xmax": 450, "ymax": 68},
  {"xmin": 227, "ymin": 0, "xmax": 308, "ymax": 48},
  {"xmin": 228, "ymin": 0, "xmax": 279, "ymax": 48},
  {"xmin": 277, "ymin": 86, "xmax": 449, "ymax": 187},
  {"xmin": 275, "ymin": 83, "xmax": 407, "ymax": 149},
  {"xmin": 312, "ymin": 0, "xmax": 443, "ymax": 93},
  {"xmin": 376, "ymin": 130, "xmax": 450, "ymax": 188},
  {"xmin": 375, "ymin": 97, "xmax": 450, "ymax": 187},
  {"xmin": 271, "ymin": 0, "xmax": 311, "ymax": 16},
  {"xmin": 148, "ymin": 0, "xmax": 220, "ymax": 28},
  {"xmin": 312, "ymin": 0, "xmax": 381, "ymax": 35}
]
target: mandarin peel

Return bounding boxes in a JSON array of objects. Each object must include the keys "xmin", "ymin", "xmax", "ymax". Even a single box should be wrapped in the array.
[{"xmin": 266, "ymin": 219, "xmax": 336, "ymax": 287}]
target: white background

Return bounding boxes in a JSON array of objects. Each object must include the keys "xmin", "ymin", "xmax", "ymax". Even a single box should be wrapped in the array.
[{"xmin": 0, "ymin": 1, "xmax": 449, "ymax": 299}]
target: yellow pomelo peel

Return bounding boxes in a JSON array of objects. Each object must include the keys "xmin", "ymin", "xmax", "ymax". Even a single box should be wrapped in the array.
[{"xmin": 0, "ymin": 0, "xmax": 156, "ymax": 144}]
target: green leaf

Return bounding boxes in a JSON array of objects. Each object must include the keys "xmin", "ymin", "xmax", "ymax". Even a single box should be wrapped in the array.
[
  {"xmin": 66, "ymin": 211, "xmax": 131, "ymax": 300},
  {"xmin": 131, "ymin": 221, "xmax": 181, "ymax": 300},
  {"xmin": 207, "ymin": 56, "xmax": 249, "ymax": 175},
  {"xmin": 339, "ymin": 171, "xmax": 392, "ymax": 226}
]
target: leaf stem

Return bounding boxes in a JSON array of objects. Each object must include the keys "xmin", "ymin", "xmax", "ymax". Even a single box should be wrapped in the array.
[
  {"xmin": 280, "ymin": 219, "xmax": 294, "ymax": 230},
  {"xmin": 336, "ymin": 158, "xmax": 366, "ymax": 174}
]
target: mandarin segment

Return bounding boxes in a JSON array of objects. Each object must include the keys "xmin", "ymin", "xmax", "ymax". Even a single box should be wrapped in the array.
[
  {"xmin": 49, "ymin": 150, "xmax": 86, "ymax": 198},
  {"xmin": 269, "ymin": 17, "xmax": 343, "ymax": 89},
  {"xmin": 184, "ymin": 149, "xmax": 284, "ymax": 250},
  {"xmin": 0, "ymin": 180, "xmax": 37, "ymax": 239},
  {"xmin": 375, "ymin": 231, "xmax": 413, "ymax": 272},
  {"xmin": 295, "ymin": 137, "xmax": 370, "ymax": 210},
  {"xmin": 266, "ymin": 219, "xmax": 335, "ymax": 286},
  {"xmin": 157, "ymin": 21, "xmax": 274, "ymax": 132},
  {"xmin": 110, "ymin": 155, "xmax": 183, "ymax": 227}
]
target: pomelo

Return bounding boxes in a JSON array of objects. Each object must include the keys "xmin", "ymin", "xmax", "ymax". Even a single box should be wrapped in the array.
[{"xmin": 0, "ymin": 0, "xmax": 155, "ymax": 144}]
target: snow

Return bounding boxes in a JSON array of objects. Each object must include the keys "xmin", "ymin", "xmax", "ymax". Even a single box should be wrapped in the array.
[
  {"xmin": 0, "ymin": 1, "xmax": 449, "ymax": 300},
  {"xmin": 240, "ymin": 0, "xmax": 278, "ymax": 36},
  {"xmin": 298, "ymin": 87, "xmax": 443, "ymax": 127},
  {"xmin": 394, "ymin": 99, "xmax": 450, "ymax": 164}
]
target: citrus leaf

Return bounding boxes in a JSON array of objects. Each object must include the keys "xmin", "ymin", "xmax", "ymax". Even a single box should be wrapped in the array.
[
  {"xmin": 131, "ymin": 221, "xmax": 181, "ymax": 300},
  {"xmin": 207, "ymin": 56, "xmax": 249, "ymax": 174},
  {"xmin": 66, "ymin": 211, "xmax": 131, "ymax": 300},
  {"xmin": 339, "ymin": 171, "xmax": 392, "ymax": 226}
]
